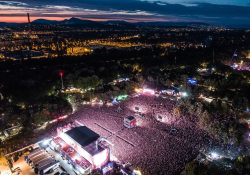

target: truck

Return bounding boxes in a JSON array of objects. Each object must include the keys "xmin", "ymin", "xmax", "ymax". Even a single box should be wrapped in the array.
[
  {"xmin": 26, "ymin": 150, "xmax": 45, "ymax": 163},
  {"xmin": 35, "ymin": 157, "xmax": 55, "ymax": 167},
  {"xmin": 27, "ymin": 149, "xmax": 45, "ymax": 160},
  {"xmin": 35, "ymin": 159, "xmax": 56, "ymax": 173},
  {"xmin": 32, "ymin": 155, "xmax": 54, "ymax": 168},
  {"xmin": 39, "ymin": 161, "xmax": 60, "ymax": 175},
  {"xmin": 29, "ymin": 154, "xmax": 50, "ymax": 166},
  {"xmin": 27, "ymin": 151, "xmax": 46, "ymax": 164},
  {"xmin": 24, "ymin": 148, "xmax": 43, "ymax": 161}
]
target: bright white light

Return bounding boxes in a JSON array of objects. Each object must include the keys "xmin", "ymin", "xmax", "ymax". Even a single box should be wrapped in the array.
[
  {"xmin": 211, "ymin": 153, "xmax": 218, "ymax": 158},
  {"xmin": 134, "ymin": 170, "xmax": 142, "ymax": 175},
  {"xmin": 182, "ymin": 92, "xmax": 187, "ymax": 96},
  {"xmin": 43, "ymin": 140, "xmax": 49, "ymax": 145},
  {"xmin": 143, "ymin": 89, "xmax": 155, "ymax": 94},
  {"xmin": 93, "ymin": 149, "xmax": 108, "ymax": 166}
]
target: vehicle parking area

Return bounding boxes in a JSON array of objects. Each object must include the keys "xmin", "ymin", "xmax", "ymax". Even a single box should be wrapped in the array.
[
  {"xmin": 7, "ymin": 143, "xmax": 76, "ymax": 175},
  {"xmin": 12, "ymin": 153, "xmax": 65, "ymax": 175}
]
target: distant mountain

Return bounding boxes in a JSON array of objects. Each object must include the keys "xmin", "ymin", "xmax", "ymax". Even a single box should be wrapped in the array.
[
  {"xmin": 32, "ymin": 19, "xmax": 58, "ymax": 24},
  {"xmin": 0, "ymin": 17, "xmax": 212, "ymax": 28},
  {"xmin": 32, "ymin": 17, "xmax": 98, "ymax": 25},
  {"xmin": 60, "ymin": 17, "xmax": 98, "ymax": 24},
  {"xmin": 29, "ymin": 18, "xmax": 210, "ymax": 27}
]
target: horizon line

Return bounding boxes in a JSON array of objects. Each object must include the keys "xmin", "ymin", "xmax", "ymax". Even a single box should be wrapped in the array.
[{"xmin": 0, "ymin": 16, "xmax": 205, "ymax": 24}]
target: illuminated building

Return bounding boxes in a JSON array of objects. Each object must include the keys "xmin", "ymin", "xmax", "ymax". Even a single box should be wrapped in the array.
[
  {"xmin": 51, "ymin": 125, "xmax": 110, "ymax": 174},
  {"xmin": 4, "ymin": 124, "xmax": 23, "ymax": 138},
  {"xmin": 188, "ymin": 78, "xmax": 197, "ymax": 85}
]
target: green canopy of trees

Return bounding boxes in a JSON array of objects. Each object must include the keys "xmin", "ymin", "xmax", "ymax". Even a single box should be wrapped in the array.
[
  {"xmin": 77, "ymin": 75, "xmax": 102, "ymax": 90},
  {"xmin": 185, "ymin": 155, "xmax": 250, "ymax": 175}
]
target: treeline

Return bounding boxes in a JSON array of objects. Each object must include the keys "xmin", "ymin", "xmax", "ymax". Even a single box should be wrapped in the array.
[
  {"xmin": 184, "ymin": 155, "xmax": 250, "ymax": 175},
  {"xmin": 174, "ymin": 98, "xmax": 247, "ymax": 145},
  {"xmin": 65, "ymin": 74, "xmax": 102, "ymax": 90}
]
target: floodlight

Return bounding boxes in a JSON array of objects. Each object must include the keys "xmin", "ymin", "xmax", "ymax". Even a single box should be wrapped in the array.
[
  {"xmin": 43, "ymin": 139, "xmax": 49, "ymax": 145},
  {"xmin": 211, "ymin": 153, "xmax": 218, "ymax": 158}
]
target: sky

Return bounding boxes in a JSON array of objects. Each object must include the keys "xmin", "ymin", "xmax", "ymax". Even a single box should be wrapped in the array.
[{"xmin": 0, "ymin": 0, "xmax": 249, "ymax": 25}]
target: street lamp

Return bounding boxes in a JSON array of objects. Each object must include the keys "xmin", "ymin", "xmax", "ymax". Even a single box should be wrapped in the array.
[{"xmin": 60, "ymin": 72, "xmax": 64, "ymax": 89}]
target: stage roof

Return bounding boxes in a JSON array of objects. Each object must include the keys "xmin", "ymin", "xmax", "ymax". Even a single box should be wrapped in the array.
[
  {"xmin": 66, "ymin": 126, "xmax": 100, "ymax": 147},
  {"xmin": 125, "ymin": 116, "xmax": 135, "ymax": 121},
  {"xmin": 83, "ymin": 141, "xmax": 105, "ymax": 156}
]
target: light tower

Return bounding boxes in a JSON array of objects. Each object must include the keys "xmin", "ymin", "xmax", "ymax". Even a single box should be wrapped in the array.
[
  {"xmin": 27, "ymin": 13, "xmax": 31, "ymax": 35},
  {"xmin": 60, "ymin": 72, "xmax": 64, "ymax": 89}
]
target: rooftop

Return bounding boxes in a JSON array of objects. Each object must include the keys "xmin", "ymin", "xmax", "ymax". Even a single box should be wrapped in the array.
[
  {"xmin": 125, "ymin": 116, "xmax": 135, "ymax": 121},
  {"xmin": 65, "ymin": 126, "xmax": 100, "ymax": 147}
]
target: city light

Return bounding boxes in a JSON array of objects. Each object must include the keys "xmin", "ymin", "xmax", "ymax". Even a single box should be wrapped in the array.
[
  {"xmin": 43, "ymin": 139, "xmax": 49, "ymax": 145},
  {"xmin": 143, "ymin": 88, "xmax": 155, "ymax": 94},
  {"xmin": 211, "ymin": 152, "xmax": 218, "ymax": 158},
  {"xmin": 182, "ymin": 92, "xmax": 187, "ymax": 96},
  {"xmin": 1, "ymin": 8, "xmax": 249, "ymax": 175},
  {"xmin": 188, "ymin": 78, "xmax": 197, "ymax": 85}
]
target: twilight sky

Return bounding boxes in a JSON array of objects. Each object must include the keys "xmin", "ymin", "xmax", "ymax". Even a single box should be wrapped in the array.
[{"xmin": 0, "ymin": 0, "xmax": 249, "ymax": 25}]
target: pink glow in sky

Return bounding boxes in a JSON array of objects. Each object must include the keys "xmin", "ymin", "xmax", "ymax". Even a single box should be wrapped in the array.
[{"xmin": 0, "ymin": 0, "xmax": 249, "ymax": 25}]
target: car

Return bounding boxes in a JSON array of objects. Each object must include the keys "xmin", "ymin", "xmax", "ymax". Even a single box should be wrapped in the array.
[{"xmin": 61, "ymin": 172, "xmax": 69, "ymax": 175}]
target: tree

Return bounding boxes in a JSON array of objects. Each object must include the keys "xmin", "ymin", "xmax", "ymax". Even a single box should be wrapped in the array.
[
  {"xmin": 180, "ymin": 74, "xmax": 188, "ymax": 85},
  {"xmin": 184, "ymin": 160, "xmax": 207, "ymax": 175},
  {"xmin": 173, "ymin": 107, "xmax": 181, "ymax": 117},
  {"xmin": 198, "ymin": 110, "xmax": 211, "ymax": 129},
  {"xmin": 232, "ymin": 97, "xmax": 248, "ymax": 114},
  {"xmin": 220, "ymin": 101, "xmax": 229, "ymax": 114},
  {"xmin": 77, "ymin": 77, "xmax": 89, "ymax": 89},
  {"xmin": 65, "ymin": 74, "xmax": 76, "ymax": 87},
  {"xmin": 33, "ymin": 111, "xmax": 48, "ymax": 126},
  {"xmin": 232, "ymin": 155, "xmax": 250, "ymax": 174},
  {"xmin": 77, "ymin": 75, "xmax": 101, "ymax": 90},
  {"xmin": 164, "ymin": 79, "xmax": 172, "ymax": 87},
  {"xmin": 195, "ymin": 102, "xmax": 203, "ymax": 116},
  {"xmin": 89, "ymin": 75, "xmax": 101, "ymax": 88}
]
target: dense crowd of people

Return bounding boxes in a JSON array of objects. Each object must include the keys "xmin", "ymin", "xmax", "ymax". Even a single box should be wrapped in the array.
[
  {"xmin": 8, "ymin": 93, "xmax": 224, "ymax": 175},
  {"xmin": 61, "ymin": 94, "xmax": 221, "ymax": 174}
]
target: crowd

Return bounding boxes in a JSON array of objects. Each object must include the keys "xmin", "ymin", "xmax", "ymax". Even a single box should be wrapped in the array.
[
  {"xmin": 64, "ymin": 94, "xmax": 222, "ymax": 175},
  {"xmin": 8, "ymin": 94, "xmax": 224, "ymax": 175}
]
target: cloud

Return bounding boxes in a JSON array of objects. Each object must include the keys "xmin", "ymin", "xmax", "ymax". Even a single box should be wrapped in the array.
[{"xmin": 0, "ymin": 0, "xmax": 249, "ymax": 25}]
